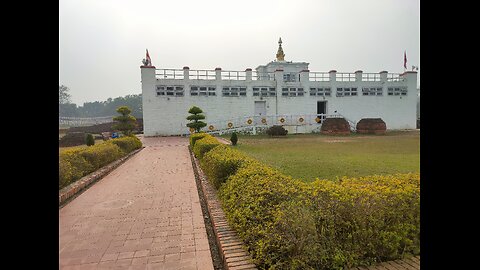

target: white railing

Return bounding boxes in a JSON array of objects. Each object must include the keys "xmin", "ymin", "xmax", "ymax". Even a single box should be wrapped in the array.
[
  {"xmin": 221, "ymin": 70, "xmax": 246, "ymax": 80},
  {"xmin": 387, "ymin": 73, "xmax": 405, "ymax": 82},
  {"xmin": 252, "ymin": 70, "xmax": 275, "ymax": 81},
  {"xmin": 155, "ymin": 69, "xmax": 184, "ymax": 79},
  {"xmin": 309, "ymin": 72, "xmax": 330, "ymax": 82},
  {"xmin": 154, "ymin": 69, "xmax": 407, "ymax": 83},
  {"xmin": 59, "ymin": 116, "xmax": 114, "ymax": 127},
  {"xmin": 203, "ymin": 114, "xmax": 341, "ymax": 133},
  {"xmin": 362, "ymin": 73, "xmax": 381, "ymax": 82},
  {"xmin": 189, "ymin": 70, "xmax": 216, "ymax": 80},
  {"xmin": 336, "ymin": 73, "xmax": 356, "ymax": 82}
]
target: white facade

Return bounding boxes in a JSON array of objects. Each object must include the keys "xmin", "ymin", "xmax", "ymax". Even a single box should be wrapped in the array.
[{"xmin": 141, "ymin": 42, "xmax": 417, "ymax": 136}]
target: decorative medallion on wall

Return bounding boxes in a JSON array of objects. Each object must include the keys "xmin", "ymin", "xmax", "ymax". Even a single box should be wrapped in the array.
[
  {"xmin": 209, "ymin": 125, "xmax": 215, "ymax": 131},
  {"xmin": 315, "ymin": 117, "xmax": 322, "ymax": 123},
  {"xmin": 261, "ymin": 118, "xmax": 267, "ymax": 124},
  {"xmin": 189, "ymin": 127, "xmax": 195, "ymax": 133},
  {"xmin": 227, "ymin": 122, "xmax": 233, "ymax": 128},
  {"xmin": 279, "ymin": 118, "xmax": 285, "ymax": 123},
  {"xmin": 247, "ymin": 119, "xmax": 253, "ymax": 125},
  {"xmin": 299, "ymin": 117, "xmax": 304, "ymax": 123}
]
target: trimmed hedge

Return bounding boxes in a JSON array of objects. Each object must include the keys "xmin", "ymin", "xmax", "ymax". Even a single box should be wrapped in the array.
[
  {"xmin": 201, "ymin": 145, "xmax": 254, "ymax": 189},
  {"xmin": 109, "ymin": 135, "xmax": 143, "ymax": 154},
  {"xmin": 59, "ymin": 136, "xmax": 143, "ymax": 190},
  {"xmin": 192, "ymin": 134, "xmax": 222, "ymax": 159},
  {"xmin": 189, "ymin": 132, "xmax": 207, "ymax": 147},
  {"xmin": 194, "ymin": 143, "xmax": 420, "ymax": 269}
]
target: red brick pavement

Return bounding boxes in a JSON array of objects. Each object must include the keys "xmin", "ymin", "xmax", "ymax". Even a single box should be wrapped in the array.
[{"xmin": 59, "ymin": 136, "xmax": 214, "ymax": 270}]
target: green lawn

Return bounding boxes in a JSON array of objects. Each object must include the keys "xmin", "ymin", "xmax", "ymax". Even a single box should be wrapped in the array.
[{"xmin": 223, "ymin": 130, "xmax": 419, "ymax": 182}]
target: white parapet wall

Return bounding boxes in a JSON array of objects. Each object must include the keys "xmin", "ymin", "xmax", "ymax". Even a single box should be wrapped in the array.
[{"xmin": 141, "ymin": 65, "xmax": 417, "ymax": 136}]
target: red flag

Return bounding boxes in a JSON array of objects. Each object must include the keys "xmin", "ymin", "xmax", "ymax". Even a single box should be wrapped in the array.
[
  {"xmin": 404, "ymin": 51, "xmax": 407, "ymax": 69},
  {"xmin": 146, "ymin": 49, "xmax": 151, "ymax": 65}
]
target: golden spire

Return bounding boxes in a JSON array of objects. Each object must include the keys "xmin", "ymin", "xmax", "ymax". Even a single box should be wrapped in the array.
[{"xmin": 276, "ymin": 37, "xmax": 285, "ymax": 61}]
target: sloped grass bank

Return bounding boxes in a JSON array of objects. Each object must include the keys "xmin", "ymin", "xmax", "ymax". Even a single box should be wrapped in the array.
[{"xmin": 192, "ymin": 134, "xmax": 420, "ymax": 269}]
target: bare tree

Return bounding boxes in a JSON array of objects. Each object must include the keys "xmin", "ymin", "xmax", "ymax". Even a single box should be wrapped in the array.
[{"xmin": 59, "ymin": 85, "xmax": 71, "ymax": 104}]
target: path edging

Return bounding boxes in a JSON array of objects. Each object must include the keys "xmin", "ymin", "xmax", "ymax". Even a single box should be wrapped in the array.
[
  {"xmin": 59, "ymin": 147, "xmax": 145, "ymax": 207},
  {"xmin": 189, "ymin": 146, "xmax": 257, "ymax": 270}
]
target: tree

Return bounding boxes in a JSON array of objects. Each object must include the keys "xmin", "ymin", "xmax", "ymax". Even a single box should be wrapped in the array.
[
  {"xmin": 85, "ymin": 133, "xmax": 95, "ymax": 146},
  {"xmin": 59, "ymin": 85, "xmax": 71, "ymax": 104},
  {"xmin": 186, "ymin": 106, "xmax": 207, "ymax": 133},
  {"xmin": 230, "ymin": 132, "xmax": 238, "ymax": 146},
  {"xmin": 113, "ymin": 106, "xmax": 137, "ymax": 136}
]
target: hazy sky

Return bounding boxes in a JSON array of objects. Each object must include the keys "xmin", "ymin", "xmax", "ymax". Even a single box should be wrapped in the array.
[{"xmin": 59, "ymin": 0, "xmax": 420, "ymax": 106}]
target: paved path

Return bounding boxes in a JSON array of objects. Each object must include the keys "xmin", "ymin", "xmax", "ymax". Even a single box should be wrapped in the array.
[{"xmin": 60, "ymin": 136, "xmax": 214, "ymax": 270}]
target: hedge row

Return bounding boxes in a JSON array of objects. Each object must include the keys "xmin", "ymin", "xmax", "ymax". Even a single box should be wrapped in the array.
[
  {"xmin": 192, "ymin": 134, "xmax": 222, "ymax": 159},
  {"xmin": 59, "ymin": 136, "xmax": 142, "ymax": 190},
  {"xmin": 191, "ymin": 136, "xmax": 420, "ymax": 269}
]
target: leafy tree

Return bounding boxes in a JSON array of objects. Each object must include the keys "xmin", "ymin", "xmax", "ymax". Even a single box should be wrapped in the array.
[
  {"xmin": 230, "ymin": 132, "xmax": 238, "ymax": 146},
  {"xmin": 85, "ymin": 133, "xmax": 95, "ymax": 146},
  {"xmin": 186, "ymin": 106, "xmax": 207, "ymax": 132},
  {"xmin": 113, "ymin": 106, "xmax": 137, "ymax": 136}
]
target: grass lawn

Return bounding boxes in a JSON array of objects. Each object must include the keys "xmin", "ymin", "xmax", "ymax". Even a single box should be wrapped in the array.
[{"xmin": 222, "ymin": 130, "xmax": 419, "ymax": 182}]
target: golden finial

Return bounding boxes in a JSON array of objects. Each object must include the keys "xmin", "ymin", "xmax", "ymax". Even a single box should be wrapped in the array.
[{"xmin": 276, "ymin": 37, "xmax": 285, "ymax": 61}]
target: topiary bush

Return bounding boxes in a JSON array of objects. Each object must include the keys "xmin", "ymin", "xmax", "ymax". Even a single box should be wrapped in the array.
[
  {"xmin": 201, "ymin": 145, "xmax": 253, "ymax": 189},
  {"xmin": 266, "ymin": 125, "xmax": 288, "ymax": 137},
  {"xmin": 85, "ymin": 133, "xmax": 95, "ymax": 146},
  {"xmin": 230, "ymin": 132, "xmax": 238, "ymax": 146},
  {"xmin": 109, "ymin": 136, "xmax": 142, "ymax": 154},
  {"xmin": 192, "ymin": 134, "xmax": 222, "ymax": 159},
  {"xmin": 189, "ymin": 132, "xmax": 207, "ymax": 147}
]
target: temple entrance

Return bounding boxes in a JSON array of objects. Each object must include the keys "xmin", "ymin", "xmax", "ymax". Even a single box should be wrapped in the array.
[{"xmin": 317, "ymin": 101, "xmax": 327, "ymax": 114}]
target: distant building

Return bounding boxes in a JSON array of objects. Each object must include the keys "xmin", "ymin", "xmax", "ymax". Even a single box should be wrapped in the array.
[{"xmin": 141, "ymin": 38, "xmax": 418, "ymax": 136}]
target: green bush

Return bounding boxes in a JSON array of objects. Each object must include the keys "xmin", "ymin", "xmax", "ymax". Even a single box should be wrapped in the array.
[
  {"xmin": 230, "ymin": 132, "xmax": 238, "ymax": 146},
  {"xmin": 201, "ymin": 145, "xmax": 253, "ymax": 189},
  {"xmin": 79, "ymin": 142, "xmax": 124, "ymax": 171},
  {"xmin": 109, "ymin": 136, "xmax": 142, "ymax": 154},
  {"xmin": 266, "ymin": 125, "xmax": 288, "ymax": 136},
  {"xmin": 200, "ymin": 143, "xmax": 420, "ymax": 269},
  {"xmin": 219, "ymin": 162, "xmax": 311, "ymax": 269},
  {"xmin": 85, "ymin": 133, "xmax": 95, "ymax": 146},
  {"xmin": 59, "ymin": 138, "xmax": 143, "ymax": 190},
  {"xmin": 192, "ymin": 134, "xmax": 221, "ymax": 159},
  {"xmin": 59, "ymin": 147, "xmax": 94, "ymax": 189},
  {"xmin": 189, "ymin": 132, "xmax": 207, "ymax": 147}
]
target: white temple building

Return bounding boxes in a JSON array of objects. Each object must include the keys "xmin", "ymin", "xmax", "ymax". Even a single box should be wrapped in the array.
[{"xmin": 141, "ymin": 38, "xmax": 418, "ymax": 136}]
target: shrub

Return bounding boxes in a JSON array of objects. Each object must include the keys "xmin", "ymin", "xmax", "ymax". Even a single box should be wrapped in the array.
[
  {"xmin": 59, "ymin": 147, "xmax": 94, "ymax": 189},
  {"xmin": 59, "ymin": 132, "xmax": 86, "ymax": 147},
  {"xmin": 307, "ymin": 173, "xmax": 420, "ymax": 269},
  {"xmin": 192, "ymin": 134, "xmax": 221, "ymax": 159},
  {"xmin": 266, "ymin": 125, "xmax": 288, "ymax": 136},
  {"xmin": 189, "ymin": 132, "xmax": 207, "ymax": 147},
  {"xmin": 79, "ymin": 142, "xmax": 124, "ymax": 171},
  {"xmin": 230, "ymin": 132, "xmax": 238, "ymax": 146},
  {"xmin": 58, "ymin": 140, "xmax": 137, "ymax": 189},
  {"xmin": 219, "ymin": 162, "xmax": 311, "ymax": 269},
  {"xmin": 109, "ymin": 136, "xmax": 142, "ymax": 154},
  {"xmin": 200, "ymin": 145, "xmax": 253, "ymax": 189},
  {"xmin": 85, "ymin": 133, "xmax": 95, "ymax": 146}
]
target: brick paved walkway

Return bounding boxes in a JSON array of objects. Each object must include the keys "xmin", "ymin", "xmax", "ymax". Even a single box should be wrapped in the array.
[{"xmin": 59, "ymin": 136, "xmax": 214, "ymax": 270}]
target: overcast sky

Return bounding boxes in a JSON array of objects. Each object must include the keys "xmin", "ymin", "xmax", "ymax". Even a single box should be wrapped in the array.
[{"xmin": 59, "ymin": 0, "xmax": 420, "ymax": 106}]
